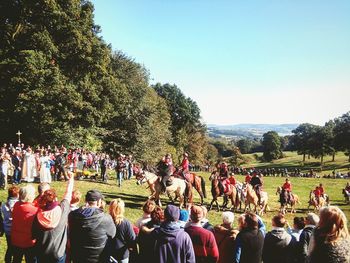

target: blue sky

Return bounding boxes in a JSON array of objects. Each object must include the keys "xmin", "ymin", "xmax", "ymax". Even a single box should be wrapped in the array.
[{"xmin": 91, "ymin": 0, "xmax": 350, "ymax": 125}]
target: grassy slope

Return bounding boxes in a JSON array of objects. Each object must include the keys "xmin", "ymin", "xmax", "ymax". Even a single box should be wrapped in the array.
[
  {"xmin": 242, "ymin": 151, "xmax": 350, "ymax": 174},
  {"xmin": 0, "ymin": 152, "xmax": 349, "ymax": 258}
]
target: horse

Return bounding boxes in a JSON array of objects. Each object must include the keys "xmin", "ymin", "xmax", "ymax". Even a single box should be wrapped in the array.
[
  {"xmin": 242, "ymin": 183, "xmax": 269, "ymax": 216},
  {"xmin": 276, "ymin": 186, "xmax": 300, "ymax": 214},
  {"xmin": 174, "ymin": 170, "xmax": 207, "ymax": 205},
  {"xmin": 136, "ymin": 170, "xmax": 187, "ymax": 208},
  {"xmin": 342, "ymin": 188, "xmax": 350, "ymax": 204},
  {"xmin": 308, "ymin": 191, "xmax": 326, "ymax": 211},
  {"xmin": 208, "ymin": 172, "xmax": 238, "ymax": 212}
]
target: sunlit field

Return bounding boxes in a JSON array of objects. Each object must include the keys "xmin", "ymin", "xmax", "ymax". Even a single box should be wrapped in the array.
[{"xmin": 0, "ymin": 152, "xmax": 349, "ymax": 258}]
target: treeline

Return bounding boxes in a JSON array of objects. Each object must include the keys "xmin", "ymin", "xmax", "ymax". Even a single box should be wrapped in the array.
[
  {"xmin": 224, "ymin": 112, "xmax": 350, "ymax": 163},
  {"xmin": 0, "ymin": 0, "xmax": 206, "ymax": 164}
]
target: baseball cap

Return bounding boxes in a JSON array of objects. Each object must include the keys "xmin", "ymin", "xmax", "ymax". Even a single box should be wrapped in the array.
[{"xmin": 85, "ymin": 190, "xmax": 103, "ymax": 202}]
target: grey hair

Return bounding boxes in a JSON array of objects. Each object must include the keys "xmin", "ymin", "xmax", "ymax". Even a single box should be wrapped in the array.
[
  {"xmin": 222, "ymin": 211, "xmax": 235, "ymax": 225},
  {"xmin": 19, "ymin": 184, "xmax": 36, "ymax": 202},
  {"xmin": 306, "ymin": 212, "xmax": 320, "ymax": 226}
]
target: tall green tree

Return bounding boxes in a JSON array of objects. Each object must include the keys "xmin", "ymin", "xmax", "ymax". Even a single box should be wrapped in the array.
[
  {"xmin": 262, "ymin": 131, "xmax": 282, "ymax": 161},
  {"xmin": 291, "ymin": 123, "xmax": 319, "ymax": 161},
  {"xmin": 152, "ymin": 83, "xmax": 206, "ymax": 163}
]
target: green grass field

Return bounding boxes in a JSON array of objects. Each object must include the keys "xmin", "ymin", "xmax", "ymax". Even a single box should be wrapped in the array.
[{"xmin": 0, "ymin": 151, "xmax": 349, "ymax": 259}]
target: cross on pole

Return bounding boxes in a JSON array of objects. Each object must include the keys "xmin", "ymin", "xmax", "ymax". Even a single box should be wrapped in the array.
[{"xmin": 16, "ymin": 130, "xmax": 22, "ymax": 144}]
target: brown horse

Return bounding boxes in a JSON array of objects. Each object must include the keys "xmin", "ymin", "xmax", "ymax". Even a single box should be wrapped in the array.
[
  {"xmin": 276, "ymin": 186, "xmax": 300, "ymax": 214},
  {"xmin": 243, "ymin": 183, "xmax": 269, "ymax": 216},
  {"xmin": 208, "ymin": 172, "xmax": 238, "ymax": 212},
  {"xmin": 174, "ymin": 170, "xmax": 206, "ymax": 205}
]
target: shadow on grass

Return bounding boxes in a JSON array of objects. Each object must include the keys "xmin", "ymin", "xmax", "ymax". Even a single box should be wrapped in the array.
[{"xmin": 102, "ymin": 192, "xmax": 148, "ymax": 209}]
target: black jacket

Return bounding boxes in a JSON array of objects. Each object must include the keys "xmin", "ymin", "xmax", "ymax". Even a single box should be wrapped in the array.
[
  {"xmin": 234, "ymin": 228, "xmax": 264, "ymax": 263},
  {"xmin": 298, "ymin": 226, "xmax": 315, "ymax": 263},
  {"xmin": 69, "ymin": 207, "xmax": 116, "ymax": 263}
]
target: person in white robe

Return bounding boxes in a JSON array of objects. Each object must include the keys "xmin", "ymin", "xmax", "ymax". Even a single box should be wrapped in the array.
[
  {"xmin": 22, "ymin": 147, "xmax": 37, "ymax": 182},
  {"xmin": 39, "ymin": 151, "xmax": 52, "ymax": 183}
]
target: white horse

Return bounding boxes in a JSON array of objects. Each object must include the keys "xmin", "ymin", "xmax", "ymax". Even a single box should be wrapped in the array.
[{"xmin": 136, "ymin": 171, "xmax": 187, "ymax": 208}]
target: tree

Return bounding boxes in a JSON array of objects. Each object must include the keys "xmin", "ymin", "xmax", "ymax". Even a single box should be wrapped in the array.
[
  {"xmin": 291, "ymin": 123, "xmax": 319, "ymax": 161},
  {"xmin": 309, "ymin": 124, "xmax": 334, "ymax": 165},
  {"xmin": 334, "ymin": 112, "xmax": 350, "ymax": 162},
  {"xmin": 152, "ymin": 83, "xmax": 206, "ymax": 161},
  {"xmin": 236, "ymin": 139, "xmax": 253, "ymax": 154},
  {"xmin": 262, "ymin": 131, "xmax": 282, "ymax": 161}
]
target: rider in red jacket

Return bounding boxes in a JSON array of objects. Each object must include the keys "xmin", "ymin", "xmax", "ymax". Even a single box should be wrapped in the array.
[
  {"xmin": 180, "ymin": 153, "xmax": 189, "ymax": 181},
  {"xmin": 282, "ymin": 178, "xmax": 292, "ymax": 202}
]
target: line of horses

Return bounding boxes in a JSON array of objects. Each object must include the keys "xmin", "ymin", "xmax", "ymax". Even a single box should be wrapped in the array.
[{"xmin": 134, "ymin": 167, "xmax": 334, "ymax": 216}]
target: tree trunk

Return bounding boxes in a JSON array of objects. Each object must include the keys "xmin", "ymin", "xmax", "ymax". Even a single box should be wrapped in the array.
[
  {"xmin": 332, "ymin": 153, "xmax": 335, "ymax": 162},
  {"xmin": 321, "ymin": 155, "xmax": 323, "ymax": 165},
  {"xmin": 303, "ymin": 154, "xmax": 306, "ymax": 162},
  {"xmin": 308, "ymin": 154, "xmax": 310, "ymax": 159}
]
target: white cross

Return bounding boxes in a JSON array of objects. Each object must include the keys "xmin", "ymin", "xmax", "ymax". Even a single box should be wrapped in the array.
[{"xmin": 16, "ymin": 130, "xmax": 22, "ymax": 143}]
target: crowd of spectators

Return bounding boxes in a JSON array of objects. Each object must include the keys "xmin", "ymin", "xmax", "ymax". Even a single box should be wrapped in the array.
[
  {"xmin": 0, "ymin": 143, "xmax": 134, "ymax": 189},
  {"xmin": 1, "ymin": 173, "xmax": 349, "ymax": 263}
]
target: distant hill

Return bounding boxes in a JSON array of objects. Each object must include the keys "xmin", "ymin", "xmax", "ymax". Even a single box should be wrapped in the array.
[{"xmin": 207, "ymin": 123, "xmax": 299, "ymax": 139}]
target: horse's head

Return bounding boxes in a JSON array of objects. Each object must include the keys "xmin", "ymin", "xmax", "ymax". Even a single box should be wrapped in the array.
[
  {"xmin": 276, "ymin": 186, "xmax": 282, "ymax": 195},
  {"xmin": 209, "ymin": 171, "xmax": 218, "ymax": 181}
]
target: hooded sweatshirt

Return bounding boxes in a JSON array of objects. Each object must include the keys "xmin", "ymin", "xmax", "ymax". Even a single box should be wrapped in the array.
[
  {"xmin": 1, "ymin": 197, "xmax": 18, "ymax": 236},
  {"xmin": 262, "ymin": 227, "xmax": 296, "ymax": 263},
  {"xmin": 152, "ymin": 221, "xmax": 195, "ymax": 263},
  {"xmin": 32, "ymin": 199, "xmax": 70, "ymax": 260},
  {"xmin": 69, "ymin": 207, "xmax": 116, "ymax": 263}
]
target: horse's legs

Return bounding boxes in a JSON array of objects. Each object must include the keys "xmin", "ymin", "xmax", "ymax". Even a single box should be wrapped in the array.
[{"xmin": 209, "ymin": 198, "xmax": 216, "ymax": 211}]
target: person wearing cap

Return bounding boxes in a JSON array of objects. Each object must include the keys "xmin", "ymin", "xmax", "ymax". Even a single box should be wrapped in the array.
[
  {"xmin": 250, "ymin": 172, "xmax": 263, "ymax": 205},
  {"xmin": 69, "ymin": 189, "xmax": 116, "ymax": 263},
  {"xmin": 32, "ymin": 174, "xmax": 74, "ymax": 263},
  {"xmin": 245, "ymin": 172, "xmax": 252, "ymax": 184},
  {"xmin": 151, "ymin": 204, "xmax": 195, "ymax": 263},
  {"xmin": 185, "ymin": 205, "xmax": 219, "ymax": 263},
  {"xmin": 157, "ymin": 153, "xmax": 174, "ymax": 193},
  {"xmin": 282, "ymin": 178, "xmax": 292, "ymax": 204}
]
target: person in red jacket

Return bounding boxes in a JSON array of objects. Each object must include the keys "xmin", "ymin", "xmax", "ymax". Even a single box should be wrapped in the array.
[
  {"xmin": 179, "ymin": 152, "xmax": 190, "ymax": 181},
  {"xmin": 11, "ymin": 184, "xmax": 39, "ymax": 263},
  {"xmin": 318, "ymin": 183, "xmax": 325, "ymax": 197},
  {"xmin": 282, "ymin": 178, "xmax": 292, "ymax": 203},
  {"xmin": 245, "ymin": 173, "xmax": 252, "ymax": 184},
  {"xmin": 313, "ymin": 185, "xmax": 321, "ymax": 206},
  {"xmin": 185, "ymin": 205, "xmax": 219, "ymax": 263},
  {"xmin": 228, "ymin": 172, "xmax": 236, "ymax": 186}
]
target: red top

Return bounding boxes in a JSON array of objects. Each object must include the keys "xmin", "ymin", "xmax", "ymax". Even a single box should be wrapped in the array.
[
  {"xmin": 318, "ymin": 186, "xmax": 324, "ymax": 195},
  {"xmin": 245, "ymin": 175, "xmax": 252, "ymax": 183},
  {"xmin": 313, "ymin": 188, "xmax": 321, "ymax": 197},
  {"xmin": 181, "ymin": 158, "xmax": 189, "ymax": 171},
  {"xmin": 185, "ymin": 225, "xmax": 219, "ymax": 262},
  {"xmin": 11, "ymin": 201, "xmax": 39, "ymax": 248},
  {"xmin": 282, "ymin": 182, "xmax": 292, "ymax": 192},
  {"xmin": 229, "ymin": 176, "xmax": 236, "ymax": 186}
]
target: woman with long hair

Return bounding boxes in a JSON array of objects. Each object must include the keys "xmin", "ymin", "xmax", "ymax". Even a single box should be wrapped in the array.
[
  {"xmin": 308, "ymin": 206, "xmax": 350, "ymax": 263},
  {"xmin": 108, "ymin": 198, "xmax": 136, "ymax": 263}
]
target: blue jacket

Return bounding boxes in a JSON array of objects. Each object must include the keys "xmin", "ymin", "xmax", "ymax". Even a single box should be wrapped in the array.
[{"xmin": 152, "ymin": 221, "xmax": 195, "ymax": 263}]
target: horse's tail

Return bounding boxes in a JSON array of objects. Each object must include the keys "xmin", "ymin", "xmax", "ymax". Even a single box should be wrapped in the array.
[{"xmin": 200, "ymin": 176, "xmax": 207, "ymax": 198}]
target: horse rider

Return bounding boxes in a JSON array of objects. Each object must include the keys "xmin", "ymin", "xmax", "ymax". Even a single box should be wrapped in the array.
[
  {"xmin": 313, "ymin": 185, "xmax": 321, "ymax": 206},
  {"xmin": 250, "ymin": 172, "xmax": 263, "ymax": 204},
  {"xmin": 157, "ymin": 153, "xmax": 174, "ymax": 193},
  {"xmin": 179, "ymin": 152, "xmax": 190, "ymax": 181},
  {"xmin": 218, "ymin": 162, "xmax": 230, "ymax": 193},
  {"xmin": 282, "ymin": 178, "xmax": 292, "ymax": 203},
  {"xmin": 318, "ymin": 183, "xmax": 325, "ymax": 198},
  {"xmin": 228, "ymin": 172, "xmax": 236, "ymax": 186},
  {"xmin": 245, "ymin": 172, "xmax": 252, "ymax": 184}
]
